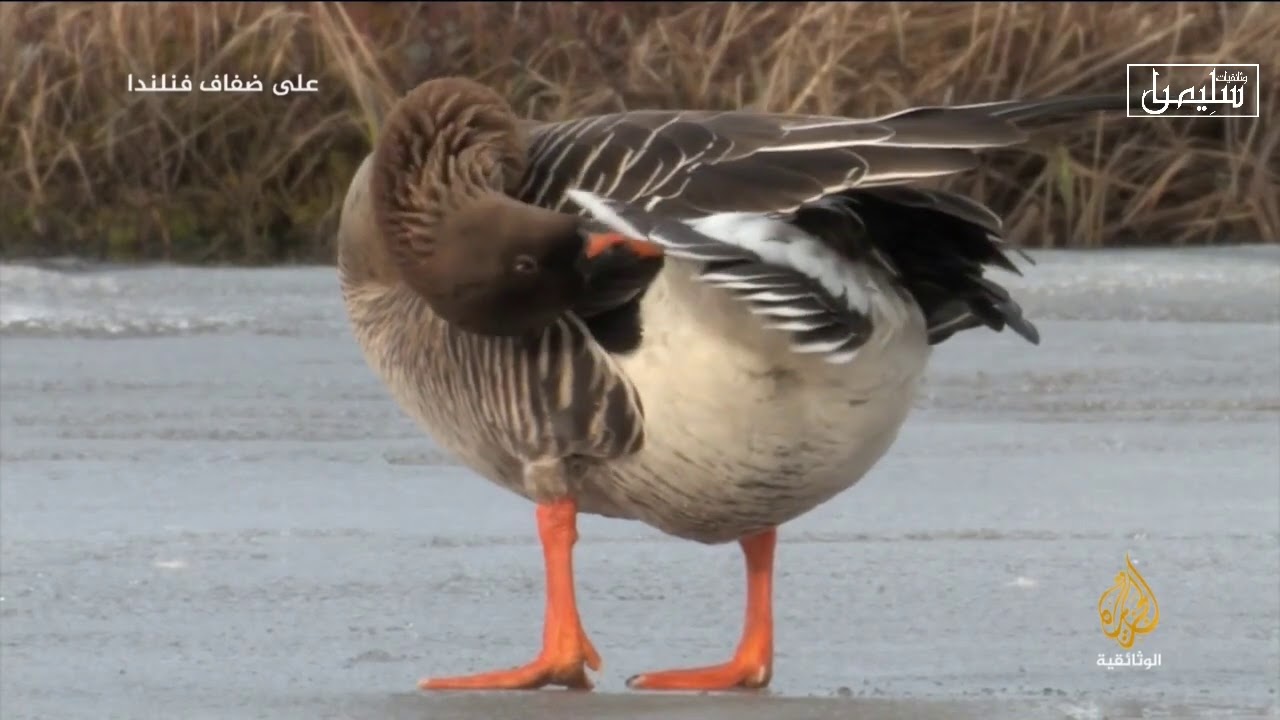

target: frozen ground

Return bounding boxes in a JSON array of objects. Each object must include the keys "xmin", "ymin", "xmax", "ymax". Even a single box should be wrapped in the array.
[{"xmin": 1, "ymin": 246, "xmax": 1278, "ymax": 720}]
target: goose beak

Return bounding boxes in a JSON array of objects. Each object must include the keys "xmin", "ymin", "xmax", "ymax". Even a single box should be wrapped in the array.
[
  {"xmin": 583, "ymin": 233, "xmax": 665, "ymax": 261},
  {"xmin": 575, "ymin": 232, "xmax": 667, "ymax": 313}
]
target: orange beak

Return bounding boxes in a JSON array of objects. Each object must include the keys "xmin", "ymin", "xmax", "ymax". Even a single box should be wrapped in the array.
[{"xmin": 583, "ymin": 232, "xmax": 665, "ymax": 260}]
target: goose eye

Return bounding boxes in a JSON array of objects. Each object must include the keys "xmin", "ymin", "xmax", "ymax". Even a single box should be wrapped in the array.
[{"xmin": 513, "ymin": 254, "xmax": 539, "ymax": 275}]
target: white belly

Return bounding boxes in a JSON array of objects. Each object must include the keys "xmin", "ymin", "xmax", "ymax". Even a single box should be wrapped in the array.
[{"xmin": 582, "ymin": 262, "xmax": 931, "ymax": 544}]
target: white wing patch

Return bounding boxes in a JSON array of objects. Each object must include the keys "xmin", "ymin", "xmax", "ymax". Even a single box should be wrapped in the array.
[
  {"xmin": 686, "ymin": 212, "xmax": 873, "ymax": 316},
  {"xmin": 566, "ymin": 189, "xmax": 902, "ymax": 365},
  {"xmin": 567, "ymin": 188, "xmax": 646, "ymax": 239}
]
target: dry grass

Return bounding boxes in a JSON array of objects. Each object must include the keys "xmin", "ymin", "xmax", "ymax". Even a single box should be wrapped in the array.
[{"xmin": 1, "ymin": 1, "xmax": 1276, "ymax": 264}]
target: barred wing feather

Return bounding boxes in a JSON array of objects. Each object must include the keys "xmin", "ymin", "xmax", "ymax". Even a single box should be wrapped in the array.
[
  {"xmin": 532, "ymin": 94, "xmax": 1126, "ymax": 358},
  {"xmin": 518, "ymin": 95, "xmax": 1125, "ymax": 219}
]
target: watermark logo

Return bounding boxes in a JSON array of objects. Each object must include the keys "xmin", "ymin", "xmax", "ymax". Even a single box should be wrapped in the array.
[
  {"xmin": 1095, "ymin": 552, "xmax": 1162, "ymax": 670},
  {"xmin": 1128, "ymin": 64, "xmax": 1260, "ymax": 117}
]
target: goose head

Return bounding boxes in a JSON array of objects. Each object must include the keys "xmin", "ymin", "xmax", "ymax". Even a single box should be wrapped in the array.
[{"xmin": 368, "ymin": 77, "xmax": 664, "ymax": 338}]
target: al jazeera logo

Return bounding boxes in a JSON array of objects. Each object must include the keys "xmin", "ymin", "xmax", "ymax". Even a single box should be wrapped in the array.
[{"xmin": 1096, "ymin": 553, "xmax": 1162, "ymax": 670}]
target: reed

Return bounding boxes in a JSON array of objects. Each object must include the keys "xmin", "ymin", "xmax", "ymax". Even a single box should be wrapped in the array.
[{"xmin": 1, "ymin": 1, "xmax": 1275, "ymax": 263}]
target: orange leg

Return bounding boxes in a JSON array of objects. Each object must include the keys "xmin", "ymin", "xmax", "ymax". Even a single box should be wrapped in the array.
[
  {"xmin": 627, "ymin": 528, "xmax": 777, "ymax": 691},
  {"xmin": 418, "ymin": 499, "xmax": 601, "ymax": 691}
]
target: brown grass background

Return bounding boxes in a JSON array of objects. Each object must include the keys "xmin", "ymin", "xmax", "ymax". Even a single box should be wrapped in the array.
[{"xmin": 1, "ymin": 1, "xmax": 1276, "ymax": 264}]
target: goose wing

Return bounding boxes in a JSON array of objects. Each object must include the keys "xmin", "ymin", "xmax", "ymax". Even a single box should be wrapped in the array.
[
  {"xmin": 517, "ymin": 96, "xmax": 1124, "ymax": 361},
  {"xmin": 517, "ymin": 95, "xmax": 1126, "ymax": 218}
]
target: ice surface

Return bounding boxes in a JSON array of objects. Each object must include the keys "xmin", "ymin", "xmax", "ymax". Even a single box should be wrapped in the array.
[{"xmin": 1, "ymin": 246, "xmax": 1277, "ymax": 720}]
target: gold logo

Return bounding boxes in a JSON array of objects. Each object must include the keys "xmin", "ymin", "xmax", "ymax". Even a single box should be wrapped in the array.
[{"xmin": 1098, "ymin": 553, "xmax": 1160, "ymax": 649}]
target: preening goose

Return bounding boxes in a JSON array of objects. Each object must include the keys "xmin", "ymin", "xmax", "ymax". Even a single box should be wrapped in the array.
[{"xmin": 336, "ymin": 77, "xmax": 1125, "ymax": 692}]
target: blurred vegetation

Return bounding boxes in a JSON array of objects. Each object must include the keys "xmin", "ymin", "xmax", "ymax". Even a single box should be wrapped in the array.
[{"xmin": 0, "ymin": 1, "xmax": 1276, "ymax": 264}]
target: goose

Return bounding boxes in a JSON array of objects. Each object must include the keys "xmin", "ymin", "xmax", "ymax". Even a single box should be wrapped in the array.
[{"xmin": 336, "ymin": 77, "xmax": 1125, "ymax": 692}]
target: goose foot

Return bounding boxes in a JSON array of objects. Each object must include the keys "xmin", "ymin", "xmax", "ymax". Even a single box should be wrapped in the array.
[
  {"xmin": 627, "ymin": 528, "xmax": 777, "ymax": 692},
  {"xmin": 418, "ymin": 499, "xmax": 602, "ymax": 691},
  {"xmin": 418, "ymin": 630, "xmax": 601, "ymax": 690},
  {"xmin": 626, "ymin": 654, "xmax": 771, "ymax": 691}
]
